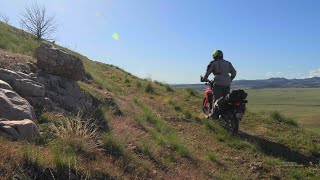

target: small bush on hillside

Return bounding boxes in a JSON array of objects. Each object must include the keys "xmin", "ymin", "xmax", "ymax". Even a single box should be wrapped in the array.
[
  {"xmin": 102, "ymin": 133, "xmax": 124, "ymax": 158},
  {"xmin": 186, "ymin": 88, "xmax": 197, "ymax": 96},
  {"xmin": 164, "ymin": 84, "xmax": 174, "ymax": 92},
  {"xmin": 136, "ymin": 81, "xmax": 142, "ymax": 89},
  {"xmin": 154, "ymin": 80, "xmax": 164, "ymax": 86},
  {"xmin": 139, "ymin": 141, "xmax": 152, "ymax": 157},
  {"xmin": 208, "ymin": 151, "xmax": 218, "ymax": 162},
  {"xmin": 145, "ymin": 82, "xmax": 155, "ymax": 93},
  {"xmin": 174, "ymin": 105, "xmax": 182, "ymax": 112},
  {"xmin": 85, "ymin": 72, "xmax": 93, "ymax": 80},
  {"xmin": 183, "ymin": 110, "xmax": 192, "ymax": 119},
  {"xmin": 94, "ymin": 105, "xmax": 109, "ymax": 131},
  {"xmin": 270, "ymin": 111, "xmax": 298, "ymax": 126},
  {"xmin": 124, "ymin": 78, "xmax": 130, "ymax": 83}
]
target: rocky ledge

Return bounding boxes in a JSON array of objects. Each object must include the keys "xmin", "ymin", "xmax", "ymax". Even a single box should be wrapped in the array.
[{"xmin": 0, "ymin": 43, "xmax": 98, "ymax": 141}]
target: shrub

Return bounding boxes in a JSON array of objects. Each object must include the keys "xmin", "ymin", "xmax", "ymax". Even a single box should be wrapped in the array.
[
  {"xmin": 164, "ymin": 84, "xmax": 174, "ymax": 92},
  {"xmin": 154, "ymin": 80, "xmax": 164, "ymax": 86},
  {"xmin": 139, "ymin": 141, "xmax": 152, "ymax": 157},
  {"xmin": 270, "ymin": 111, "xmax": 298, "ymax": 126},
  {"xmin": 186, "ymin": 88, "xmax": 197, "ymax": 96},
  {"xmin": 145, "ymin": 82, "xmax": 155, "ymax": 93},
  {"xmin": 102, "ymin": 133, "xmax": 124, "ymax": 158},
  {"xmin": 94, "ymin": 106, "xmax": 109, "ymax": 131},
  {"xmin": 174, "ymin": 105, "xmax": 182, "ymax": 112},
  {"xmin": 207, "ymin": 151, "xmax": 219, "ymax": 163},
  {"xmin": 136, "ymin": 81, "xmax": 142, "ymax": 89},
  {"xmin": 124, "ymin": 78, "xmax": 130, "ymax": 83}
]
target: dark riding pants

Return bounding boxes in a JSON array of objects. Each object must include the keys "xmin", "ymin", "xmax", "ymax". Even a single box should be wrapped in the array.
[{"xmin": 213, "ymin": 86, "xmax": 230, "ymax": 101}]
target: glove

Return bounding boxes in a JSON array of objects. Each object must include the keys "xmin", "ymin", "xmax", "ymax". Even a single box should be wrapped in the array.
[{"xmin": 200, "ymin": 76, "xmax": 204, "ymax": 82}]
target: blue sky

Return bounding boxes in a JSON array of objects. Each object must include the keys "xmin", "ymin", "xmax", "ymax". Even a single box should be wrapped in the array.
[{"xmin": 1, "ymin": 0, "xmax": 320, "ymax": 83}]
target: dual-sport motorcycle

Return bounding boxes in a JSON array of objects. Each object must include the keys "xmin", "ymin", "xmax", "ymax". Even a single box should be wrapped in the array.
[{"xmin": 201, "ymin": 78, "xmax": 248, "ymax": 135}]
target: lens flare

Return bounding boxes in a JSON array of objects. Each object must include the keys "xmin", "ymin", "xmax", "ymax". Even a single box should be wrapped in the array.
[{"xmin": 112, "ymin": 33, "xmax": 119, "ymax": 40}]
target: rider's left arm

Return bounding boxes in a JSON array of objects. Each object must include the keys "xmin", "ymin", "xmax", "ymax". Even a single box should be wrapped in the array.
[{"xmin": 203, "ymin": 61, "xmax": 214, "ymax": 82}]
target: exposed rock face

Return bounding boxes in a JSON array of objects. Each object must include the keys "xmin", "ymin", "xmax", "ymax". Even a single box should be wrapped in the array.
[
  {"xmin": 0, "ymin": 88, "xmax": 36, "ymax": 121},
  {"xmin": 0, "ymin": 68, "xmax": 46, "ymax": 108},
  {"xmin": 0, "ymin": 79, "xmax": 12, "ymax": 90},
  {"xmin": 35, "ymin": 43, "xmax": 85, "ymax": 81},
  {"xmin": 34, "ymin": 74, "xmax": 96, "ymax": 113},
  {"xmin": 12, "ymin": 79, "xmax": 45, "ymax": 97},
  {"xmin": 0, "ymin": 68, "xmax": 24, "ymax": 84},
  {"xmin": 0, "ymin": 119, "xmax": 40, "ymax": 141}
]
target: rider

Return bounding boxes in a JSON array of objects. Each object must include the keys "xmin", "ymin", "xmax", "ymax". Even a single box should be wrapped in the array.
[{"xmin": 201, "ymin": 50, "xmax": 237, "ymax": 118}]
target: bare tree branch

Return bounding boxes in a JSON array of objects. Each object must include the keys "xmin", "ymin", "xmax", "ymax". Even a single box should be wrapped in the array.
[
  {"xmin": 0, "ymin": 14, "xmax": 10, "ymax": 24},
  {"xmin": 19, "ymin": 3, "xmax": 58, "ymax": 40}
]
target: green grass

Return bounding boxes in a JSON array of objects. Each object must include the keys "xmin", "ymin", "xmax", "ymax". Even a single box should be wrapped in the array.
[
  {"xmin": 141, "ymin": 105, "xmax": 191, "ymax": 158},
  {"xmin": 102, "ymin": 133, "xmax": 124, "ymax": 158},
  {"xmin": 245, "ymin": 88, "xmax": 320, "ymax": 132},
  {"xmin": 0, "ymin": 22, "xmax": 39, "ymax": 56},
  {"xmin": 270, "ymin": 111, "xmax": 298, "ymax": 126},
  {"xmin": 2, "ymin": 19, "xmax": 320, "ymax": 179},
  {"xmin": 186, "ymin": 88, "xmax": 198, "ymax": 96}
]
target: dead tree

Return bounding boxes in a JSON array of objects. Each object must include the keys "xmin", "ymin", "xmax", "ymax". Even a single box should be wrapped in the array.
[
  {"xmin": 0, "ymin": 14, "xmax": 10, "ymax": 24},
  {"xmin": 19, "ymin": 3, "xmax": 57, "ymax": 40}
]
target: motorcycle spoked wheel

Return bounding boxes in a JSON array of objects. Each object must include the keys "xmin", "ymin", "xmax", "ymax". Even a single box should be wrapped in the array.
[
  {"xmin": 202, "ymin": 97, "xmax": 212, "ymax": 115},
  {"xmin": 218, "ymin": 112, "xmax": 239, "ymax": 136}
]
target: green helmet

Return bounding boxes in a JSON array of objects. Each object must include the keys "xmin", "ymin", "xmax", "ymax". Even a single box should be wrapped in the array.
[{"xmin": 212, "ymin": 50, "xmax": 223, "ymax": 60}]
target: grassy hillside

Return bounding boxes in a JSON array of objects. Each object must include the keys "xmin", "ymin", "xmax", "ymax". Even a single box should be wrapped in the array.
[{"xmin": 0, "ymin": 21, "xmax": 319, "ymax": 179}]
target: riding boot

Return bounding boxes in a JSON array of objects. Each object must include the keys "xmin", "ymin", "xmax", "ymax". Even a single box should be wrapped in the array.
[{"xmin": 211, "ymin": 107, "xmax": 220, "ymax": 119}]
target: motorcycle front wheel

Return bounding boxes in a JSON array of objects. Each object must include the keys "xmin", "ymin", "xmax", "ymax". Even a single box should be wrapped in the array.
[{"xmin": 202, "ymin": 97, "xmax": 212, "ymax": 115}]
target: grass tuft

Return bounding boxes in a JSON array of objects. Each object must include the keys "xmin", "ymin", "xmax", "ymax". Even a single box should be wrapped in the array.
[
  {"xmin": 145, "ymin": 82, "xmax": 155, "ymax": 93},
  {"xmin": 186, "ymin": 88, "xmax": 198, "ymax": 96},
  {"xmin": 270, "ymin": 111, "xmax": 298, "ymax": 126},
  {"xmin": 52, "ymin": 115, "xmax": 98, "ymax": 158},
  {"xmin": 102, "ymin": 133, "xmax": 124, "ymax": 158}
]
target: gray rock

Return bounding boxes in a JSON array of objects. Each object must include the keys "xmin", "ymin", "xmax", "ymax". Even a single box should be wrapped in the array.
[
  {"xmin": 12, "ymin": 79, "xmax": 45, "ymax": 97},
  {"xmin": 0, "ymin": 88, "xmax": 36, "ymax": 121},
  {"xmin": 35, "ymin": 43, "xmax": 85, "ymax": 81},
  {"xmin": 0, "ymin": 80, "xmax": 12, "ymax": 90},
  {"xmin": 16, "ymin": 71, "xmax": 31, "ymax": 79},
  {"xmin": 8, "ymin": 63, "xmax": 31, "ymax": 74},
  {"xmin": 0, "ymin": 68, "xmax": 23, "ymax": 84},
  {"xmin": 33, "ymin": 74, "xmax": 94, "ymax": 113},
  {"xmin": 0, "ymin": 119, "xmax": 40, "ymax": 141}
]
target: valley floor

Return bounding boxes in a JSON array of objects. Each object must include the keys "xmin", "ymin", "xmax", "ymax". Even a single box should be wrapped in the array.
[{"xmin": 245, "ymin": 88, "xmax": 320, "ymax": 133}]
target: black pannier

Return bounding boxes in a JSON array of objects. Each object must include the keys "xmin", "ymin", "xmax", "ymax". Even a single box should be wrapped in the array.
[{"xmin": 226, "ymin": 90, "xmax": 247, "ymax": 102}]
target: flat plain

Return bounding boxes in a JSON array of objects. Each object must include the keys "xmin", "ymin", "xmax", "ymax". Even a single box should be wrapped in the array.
[{"xmin": 245, "ymin": 88, "xmax": 320, "ymax": 133}]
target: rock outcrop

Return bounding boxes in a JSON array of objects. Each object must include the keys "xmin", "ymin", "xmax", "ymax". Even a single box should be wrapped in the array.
[
  {"xmin": 0, "ymin": 119, "xmax": 40, "ymax": 141},
  {"xmin": 0, "ymin": 79, "xmax": 12, "ymax": 90},
  {"xmin": 35, "ymin": 43, "xmax": 85, "ymax": 81},
  {"xmin": 0, "ymin": 68, "xmax": 46, "ymax": 109},
  {"xmin": 0, "ymin": 88, "xmax": 36, "ymax": 121},
  {"xmin": 34, "ymin": 74, "xmax": 96, "ymax": 113},
  {"xmin": 0, "ymin": 44, "xmax": 96, "ymax": 142}
]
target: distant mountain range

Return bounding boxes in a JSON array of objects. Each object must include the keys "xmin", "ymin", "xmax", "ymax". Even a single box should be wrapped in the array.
[{"xmin": 173, "ymin": 77, "xmax": 320, "ymax": 91}]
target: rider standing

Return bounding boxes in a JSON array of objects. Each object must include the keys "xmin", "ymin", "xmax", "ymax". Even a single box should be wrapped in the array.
[{"xmin": 201, "ymin": 50, "xmax": 237, "ymax": 118}]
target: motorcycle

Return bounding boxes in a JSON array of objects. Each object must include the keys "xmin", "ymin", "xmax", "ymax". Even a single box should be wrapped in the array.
[{"xmin": 201, "ymin": 77, "xmax": 248, "ymax": 135}]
